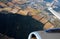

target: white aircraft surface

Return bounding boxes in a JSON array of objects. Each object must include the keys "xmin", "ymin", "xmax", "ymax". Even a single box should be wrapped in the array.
[{"xmin": 48, "ymin": 7, "xmax": 60, "ymax": 19}]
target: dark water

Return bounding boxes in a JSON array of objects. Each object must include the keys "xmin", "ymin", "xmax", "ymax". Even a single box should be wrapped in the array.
[
  {"xmin": 0, "ymin": 11, "xmax": 44, "ymax": 39},
  {"xmin": 44, "ymin": 0, "xmax": 53, "ymax": 2}
]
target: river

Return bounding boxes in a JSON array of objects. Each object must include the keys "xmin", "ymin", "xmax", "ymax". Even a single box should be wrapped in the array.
[{"xmin": 0, "ymin": 11, "xmax": 44, "ymax": 39}]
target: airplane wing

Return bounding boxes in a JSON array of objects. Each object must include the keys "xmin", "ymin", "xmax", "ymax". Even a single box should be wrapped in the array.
[{"xmin": 48, "ymin": 7, "xmax": 60, "ymax": 19}]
